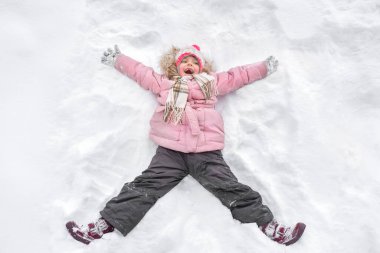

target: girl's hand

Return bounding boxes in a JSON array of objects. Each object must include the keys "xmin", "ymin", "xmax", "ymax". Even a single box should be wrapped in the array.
[
  {"xmin": 265, "ymin": 56, "xmax": 279, "ymax": 75},
  {"xmin": 101, "ymin": 45, "xmax": 121, "ymax": 66}
]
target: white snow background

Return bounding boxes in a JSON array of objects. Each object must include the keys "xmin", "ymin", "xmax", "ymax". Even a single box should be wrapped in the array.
[{"xmin": 1, "ymin": 0, "xmax": 380, "ymax": 252}]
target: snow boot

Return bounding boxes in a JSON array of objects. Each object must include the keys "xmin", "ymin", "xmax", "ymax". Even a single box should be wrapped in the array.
[
  {"xmin": 66, "ymin": 217, "xmax": 114, "ymax": 245},
  {"xmin": 259, "ymin": 219, "xmax": 306, "ymax": 246}
]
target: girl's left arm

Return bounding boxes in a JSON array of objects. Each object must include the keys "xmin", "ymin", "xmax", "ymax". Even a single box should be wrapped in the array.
[{"xmin": 215, "ymin": 56, "xmax": 278, "ymax": 96}]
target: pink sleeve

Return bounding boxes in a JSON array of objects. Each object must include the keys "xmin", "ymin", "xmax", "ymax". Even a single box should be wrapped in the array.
[
  {"xmin": 114, "ymin": 54, "xmax": 164, "ymax": 94},
  {"xmin": 215, "ymin": 61, "xmax": 268, "ymax": 96}
]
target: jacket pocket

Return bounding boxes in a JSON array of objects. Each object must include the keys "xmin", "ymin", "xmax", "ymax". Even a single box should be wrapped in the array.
[
  {"xmin": 204, "ymin": 111, "xmax": 225, "ymax": 142},
  {"xmin": 150, "ymin": 111, "xmax": 181, "ymax": 141}
]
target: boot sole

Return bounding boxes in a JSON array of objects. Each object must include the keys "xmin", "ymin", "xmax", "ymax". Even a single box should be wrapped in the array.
[
  {"xmin": 285, "ymin": 223, "xmax": 306, "ymax": 246},
  {"xmin": 66, "ymin": 221, "xmax": 91, "ymax": 245}
]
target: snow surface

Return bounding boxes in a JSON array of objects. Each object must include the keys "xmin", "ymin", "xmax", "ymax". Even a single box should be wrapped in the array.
[{"xmin": 1, "ymin": 0, "xmax": 380, "ymax": 252}]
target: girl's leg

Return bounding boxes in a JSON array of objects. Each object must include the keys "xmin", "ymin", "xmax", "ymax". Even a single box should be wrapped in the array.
[
  {"xmin": 100, "ymin": 146, "xmax": 189, "ymax": 236},
  {"xmin": 186, "ymin": 150, "xmax": 305, "ymax": 246},
  {"xmin": 186, "ymin": 150, "xmax": 273, "ymax": 226}
]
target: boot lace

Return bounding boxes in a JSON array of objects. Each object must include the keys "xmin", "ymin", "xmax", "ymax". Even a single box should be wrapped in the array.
[
  {"xmin": 88, "ymin": 218, "xmax": 110, "ymax": 237},
  {"xmin": 262, "ymin": 220, "xmax": 292, "ymax": 242}
]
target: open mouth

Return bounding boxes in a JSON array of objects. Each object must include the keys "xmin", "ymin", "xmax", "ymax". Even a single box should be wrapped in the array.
[{"xmin": 184, "ymin": 68, "xmax": 194, "ymax": 74}]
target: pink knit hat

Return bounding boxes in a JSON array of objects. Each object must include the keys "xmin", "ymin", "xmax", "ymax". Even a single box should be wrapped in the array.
[{"xmin": 175, "ymin": 44, "xmax": 205, "ymax": 72}]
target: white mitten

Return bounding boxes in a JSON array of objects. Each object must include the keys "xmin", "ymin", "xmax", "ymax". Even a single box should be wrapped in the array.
[
  {"xmin": 101, "ymin": 45, "xmax": 121, "ymax": 66},
  {"xmin": 265, "ymin": 56, "xmax": 279, "ymax": 75}
]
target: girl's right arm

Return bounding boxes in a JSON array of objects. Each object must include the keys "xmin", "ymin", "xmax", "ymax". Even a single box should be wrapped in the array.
[
  {"xmin": 114, "ymin": 54, "xmax": 164, "ymax": 94},
  {"xmin": 102, "ymin": 45, "xmax": 164, "ymax": 94}
]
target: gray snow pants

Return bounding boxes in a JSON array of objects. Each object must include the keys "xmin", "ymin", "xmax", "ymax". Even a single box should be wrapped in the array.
[{"xmin": 100, "ymin": 146, "xmax": 273, "ymax": 236}]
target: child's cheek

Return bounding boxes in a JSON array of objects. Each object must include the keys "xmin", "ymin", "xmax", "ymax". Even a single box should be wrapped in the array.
[{"xmin": 178, "ymin": 65, "xmax": 185, "ymax": 77}]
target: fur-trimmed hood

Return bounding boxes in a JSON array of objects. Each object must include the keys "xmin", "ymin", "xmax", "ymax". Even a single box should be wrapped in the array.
[{"xmin": 159, "ymin": 46, "xmax": 214, "ymax": 80}]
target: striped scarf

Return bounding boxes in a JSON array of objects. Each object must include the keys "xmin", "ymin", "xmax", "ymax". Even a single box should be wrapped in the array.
[{"xmin": 163, "ymin": 73, "xmax": 216, "ymax": 124}]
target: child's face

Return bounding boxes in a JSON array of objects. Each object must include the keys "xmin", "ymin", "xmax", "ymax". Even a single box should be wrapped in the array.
[{"xmin": 177, "ymin": 56, "xmax": 200, "ymax": 77}]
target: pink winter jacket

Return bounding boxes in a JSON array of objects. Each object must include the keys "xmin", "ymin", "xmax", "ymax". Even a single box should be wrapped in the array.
[{"xmin": 114, "ymin": 54, "xmax": 268, "ymax": 153}]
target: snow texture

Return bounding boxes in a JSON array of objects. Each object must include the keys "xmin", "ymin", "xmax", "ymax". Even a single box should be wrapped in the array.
[{"xmin": 1, "ymin": 0, "xmax": 380, "ymax": 252}]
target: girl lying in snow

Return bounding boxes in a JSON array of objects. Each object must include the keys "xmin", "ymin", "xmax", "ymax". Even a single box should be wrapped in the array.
[{"xmin": 66, "ymin": 44, "xmax": 306, "ymax": 246}]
